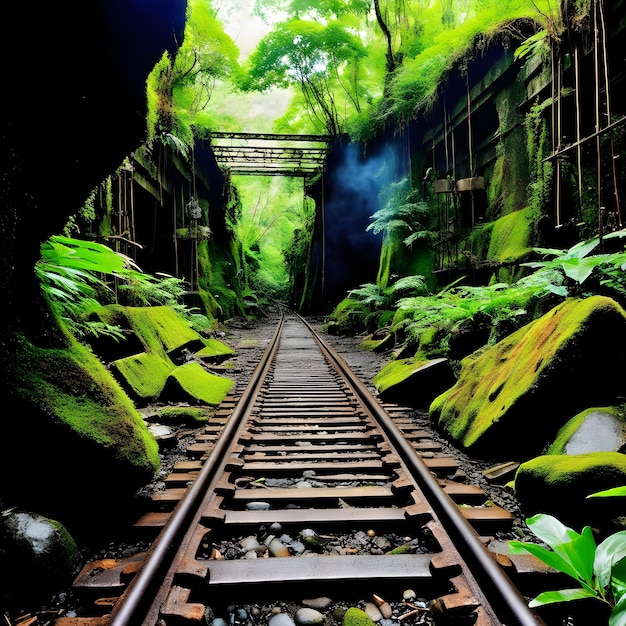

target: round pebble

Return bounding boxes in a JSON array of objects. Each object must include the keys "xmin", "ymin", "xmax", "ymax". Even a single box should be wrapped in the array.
[
  {"xmin": 269, "ymin": 613, "xmax": 296, "ymax": 626},
  {"xmin": 402, "ymin": 589, "xmax": 416, "ymax": 602},
  {"xmin": 294, "ymin": 607, "xmax": 325, "ymax": 626},
  {"xmin": 268, "ymin": 538, "xmax": 291, "ymax": 557},
  {"xmin": 246, "ymin": 501, "xmax": 271, "ymax": 510}
]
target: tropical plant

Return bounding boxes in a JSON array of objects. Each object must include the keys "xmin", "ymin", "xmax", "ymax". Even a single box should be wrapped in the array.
[
  {"xmin": 37, "ymin": 236, "xmax": 142, "ymax": 340},
  {"xmin": 521, "ymin": 228, "xmax": 626, "ymax": 297},
  {"xmin": 367, "ymin": 177, "xmax": 436, "ymax": 248},
  {"xmin": 37, "ymin": 236, "xmax": 210, "ymax": 340},
  {"xmin": 509, "ymin": 514, "xmax": 626, "ymax": 625}
]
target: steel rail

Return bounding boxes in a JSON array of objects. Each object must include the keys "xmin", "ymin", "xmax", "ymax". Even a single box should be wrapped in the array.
[
  {"xmin": 297, "ymin": 313, "xmax": 546, "ymax": 626},
  {"xmin": 108, "ymin": 309, "xmax": 286, "ymax": 626}
]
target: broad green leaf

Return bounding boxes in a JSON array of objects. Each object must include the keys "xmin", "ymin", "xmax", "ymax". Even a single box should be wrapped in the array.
[
  {"xmin": 554, "ymin": 525, "xmax": 597, "ymax": 587},
  {"xmin": 561, "ymin": 256, "xmax": 602, "ymax": 284},
  {"xmin": 610, "ymin": 558, "xmax": 626, "ymax": 606},
  {"xmin": 528, "ymin": 587, "xmax": 599, "ymax": 607},
  {"xmin": 509, "ymin": 541, "xmax": 581, "ymax": 580},
  {"xmin": 525, "ymin": 514, "xmax": 580, "ymax": 547},
  {"xmin": 604, "ymin": 227, "xmax": 626, "ymax": 241},
  {"xmin": 565, "ymin": 236, "xmax": 601, "ymax": 259},
  {"xmin": 595, "ymin": 532, "xmax": 626, "ymax": 590},
  {"xmin": 588, "ymin": 486, "xmax": 626, "ymax": 499},
  {"xmin": 610, "ymin": 593, "xmax": 626, "ymax": 626}
]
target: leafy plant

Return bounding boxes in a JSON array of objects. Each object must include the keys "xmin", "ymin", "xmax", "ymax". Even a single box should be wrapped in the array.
[
  {"xmin": 521, "ymin": 228, "xmax": 626, "ymax": 297},
  {"xmin": 37, "ymin": 236, "xmax": 208, "ymax": 340},
  {"xmin": 509, "ymin": 514, "xmax": 626, "ymax": 624},
  {"xmin": 589, "ymin": 486, "xmax": 626, "ymax": 499},
  {"xmin": 37, "ymin": 236, "xmax": 145, "ymax": 340},
  {"xmin": 367, "ymin": 177, "xmax": 436, "ymax": 248}
]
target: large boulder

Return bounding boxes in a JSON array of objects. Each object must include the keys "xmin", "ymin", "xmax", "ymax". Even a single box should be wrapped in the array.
[
  {"xmin": 3, "ymin": 334, "xmax": 160, "ymax": 534},
  {"xmin": 429, "ymin": 296, "xmax": 626, "ymax": 460},
  {"xmin": 514, "ymin": 452, "xmax": 626, "ymax": 531},
  {"xmin": 0, "ymin": 509, "xmax": 82, "ymax": 607},
  {"xmin": 373, "ymin": 357, "xmax": 456, "ymax": 407}
]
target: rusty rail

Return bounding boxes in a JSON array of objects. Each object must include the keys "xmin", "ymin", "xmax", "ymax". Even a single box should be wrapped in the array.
[{"xmin": 57, "ymin": 308, "xmax": 550, "ymax": 626}]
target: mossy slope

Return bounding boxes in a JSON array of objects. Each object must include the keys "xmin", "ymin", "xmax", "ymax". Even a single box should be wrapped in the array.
[
  {"xmin": 429, "ymin": 296, "xmax": 626, "ymax": 460},
  {"xmin": 2, "ymin": 333, "xmax": 160, "ymax": 529}
]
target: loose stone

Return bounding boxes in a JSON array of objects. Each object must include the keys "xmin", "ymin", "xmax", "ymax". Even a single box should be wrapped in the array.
[
  {"xmin": 363, "ymin": 602, "xmax": 383, "ymax": 621},
  {"xmin": 301, "ymin": 597, "xmax": 333, "ymax": 610},
  {"xmin": 246, "ymin": 501, "xmax": 271, "ymax": 510},
  {"xmin": 269, "ymin": 613, "xmax": 296, "ymax": 626},
  {"xmin": 402, "ymin": 589, "xmax": 417, "ymax": 602},
  {"xmin": 268, "ymin": 538, "xmax": 291, "ymax": 557},
  {"xmin": 294, "ymin": 607, "xmax": 325, "ymax": 626}
]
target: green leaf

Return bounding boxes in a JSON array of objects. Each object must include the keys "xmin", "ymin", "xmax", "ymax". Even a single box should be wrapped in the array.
[
  {"xmin": 610, "ymin": 593, "xmax": 626, "ymax": 626},
  {"xmin": 509, "ymin": 540, "xmax": 581, "ymax": 580},
  {"xmin": 611, "ymin": 558, "xmax": 626, "ymax": 607},
  {"xmin": 555, "ymin": 525, "xmax": 596, "ymax": 587},
  {"xmin": 595, "ymin": 532, "xmax": 626, "ymax": 590},
  {"xmin": 525, "ymin": 514, "xmax": 580, "ymax": 546},
  {"xmin": 528, "ymin": 587, "xmax": 599, "ymax": 607},
  {"xmin": 588, "ymin": 486, "xmax": 626, "ymax": 499},
  {"xmin": 511, "ymin": 515, "xmax": 597, "ymax": 587}
]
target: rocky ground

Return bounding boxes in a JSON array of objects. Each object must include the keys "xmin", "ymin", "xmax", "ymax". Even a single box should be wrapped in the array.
[{"xmin": 10, "ymin": 307, "xmax": 535, "ymax": 626}]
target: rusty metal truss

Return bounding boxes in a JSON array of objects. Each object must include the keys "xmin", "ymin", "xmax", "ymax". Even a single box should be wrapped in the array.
[{"xmin": 210, "ymin": 131, "xmax": 332, "ymax": 177}]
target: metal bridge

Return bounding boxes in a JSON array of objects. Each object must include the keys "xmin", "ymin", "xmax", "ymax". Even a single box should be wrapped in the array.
[{"xmin": 210, "ymin": 131, "xmax": 332, "ymax": 177}]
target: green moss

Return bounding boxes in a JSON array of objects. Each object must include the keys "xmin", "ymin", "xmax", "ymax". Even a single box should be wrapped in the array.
[
  {"xmin": 517, "ymin": 452, "xmax": 626, "ymax": 485},
  {"xmin": 387, "ymin": 543, "xmax": 414, "ymax": 555},
  {"xmin": 429, "ymin": 296, "xmax": 626, "ymax": 457},
  {"xmin": 167, "ymin": 362, "xmax": 234, "ymax": 405},
  {"xmin": 486, "ymin": 207, "xmax": 534, "ymax": 264},
  {"xmin": 99, "ymin": 305, "xmax": 200, "ymax": 359},
  {"xmin": 359, "ymin": 333, "xmax": 394, "ymax": 353},
  {"xmin": 196, "ymin": 338, "xmax": 236, "ymax": 360},
  {"xmin": 156, "ymin": 406, "xmax": 210, "ymax": 425},
  {"xmin": 342, "ymin": 607, "xmax": 377, "ymax": 626},
  {"xmin": 373, "ymin": 356, "xmax": 429, "ymax": 393},
  {"xmin": 112, "ymin": 352, "xmax": 172, "ymax": 402},
  {"xmin": 12, "ymin": 333, "xmax": 160, "ymax": 474},
  {"xmin": 545, "ymin": 406, "xmax": 625, "ymax": 455}
]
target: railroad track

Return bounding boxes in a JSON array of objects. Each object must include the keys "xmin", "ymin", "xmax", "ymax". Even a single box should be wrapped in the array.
[{"xmin": 55, "ymin": 309, "xmax": 556, "ymax": 626}]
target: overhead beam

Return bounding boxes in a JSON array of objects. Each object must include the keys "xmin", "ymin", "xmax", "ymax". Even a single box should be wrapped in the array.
[{"xmin": 210, "ymin": 131, "xmax": 332, "ymax": 177}]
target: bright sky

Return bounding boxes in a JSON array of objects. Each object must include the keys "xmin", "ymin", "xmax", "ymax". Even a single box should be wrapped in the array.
[{"xmin": 212, "ymin": 0, "xmax": 291, "ymax": 132}]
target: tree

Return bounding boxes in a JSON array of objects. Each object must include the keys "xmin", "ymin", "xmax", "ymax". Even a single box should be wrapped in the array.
[{"xmin": 242, "ymin": 18, "xmax": 368, "ymax": 135}]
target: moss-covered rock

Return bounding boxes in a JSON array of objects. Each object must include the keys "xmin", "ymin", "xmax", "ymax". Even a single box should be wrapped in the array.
[
  {"xmin": 2, "ymin": 333, "xmax": 160, "ymax": 530},
  {"xmin": 162, "ymin": 361, "xmax": 234, "ymax": 405},
  {"xmin": 487, "ymin": 207, "xmax": 534, "ymax": 266},
  {"xmin": 374, "ymin": 357, "xmax": 456, "ymax": 408},
  {"xmin": 155, "ymin": 406, "xmax": 210, "ymax": 426},
  {"xmin": 0, "ymin": 509, "xmax": 82, "ymax": 605},
  {"xmin": 195, "ymin": 338, "xmax": 236, "ymax": 362},
  {"xmin": 98, "ymin": 304, "xmax": 237, "ymax": 406},
  {"xmin": 514, "ymin": 452, "xmax": 626, "ymax": 530},
  {"xmin": 342, "ymin": 607, "xmax": 377, "ymax": 626},
  {"xmin": 98, "ymin": 305, "xmax": 202, "ymax": 359},
  {"xmin": 359, "ymin": 331, "xmax": 394, "ymax": 353},
  {"xmin": 545, "ymin": 406, "xmax": 626, "ymax": 455},
  {"xmin": 111, "ymin": 352, "xmax": 173, "ymax": 402},
  {"xmin": 429, "ymin": 296, "xmax": 626, "ymax": 460}
]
